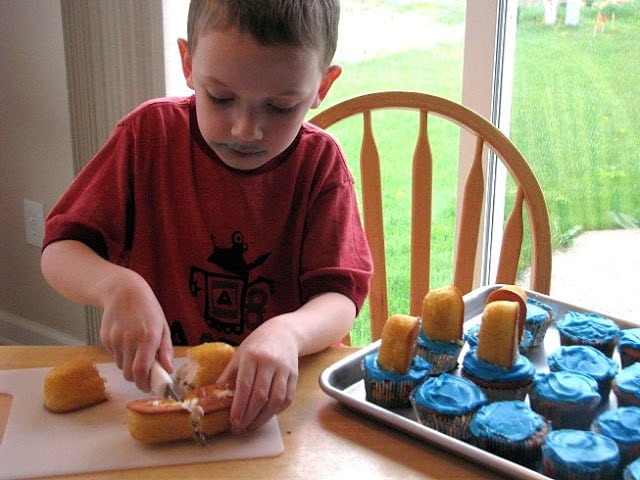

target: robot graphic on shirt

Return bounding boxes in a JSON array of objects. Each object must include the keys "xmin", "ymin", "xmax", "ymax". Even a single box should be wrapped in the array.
[{"xmin": 188, "ymin": 231, "xmax": 274, "ymax": 338}]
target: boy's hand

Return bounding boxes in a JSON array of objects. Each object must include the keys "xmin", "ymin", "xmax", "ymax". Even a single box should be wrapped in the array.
[
  {"xmin": 217, "ymin": 317, "xmax": 298, "ymax": 434},
  {"xmin": 99, "ymin": 272, "xmax": 173, "ymax": 391}
]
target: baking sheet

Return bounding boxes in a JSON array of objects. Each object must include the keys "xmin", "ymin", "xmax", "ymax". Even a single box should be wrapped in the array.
[
  {"xmin": 0, "ymin": 359, "xmax": 284, "ymax": 480},
  {"xmin": 319, "ymin": 285, "xmax": 636, "ymax": 480}
]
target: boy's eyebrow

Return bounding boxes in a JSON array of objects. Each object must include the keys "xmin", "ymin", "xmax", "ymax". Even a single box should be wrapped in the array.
[{"xmin": 203, "ymin": 76, "xmax": 306, "ymax": 98}]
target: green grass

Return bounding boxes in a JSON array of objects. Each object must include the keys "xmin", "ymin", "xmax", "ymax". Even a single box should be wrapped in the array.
[
  {"xmin": 511, "ymin": 2, "xmax": 640, "ymax": 249},
  {"xmin": 315, "ymin": 1, "xmax": 639, "ymax": 345}
]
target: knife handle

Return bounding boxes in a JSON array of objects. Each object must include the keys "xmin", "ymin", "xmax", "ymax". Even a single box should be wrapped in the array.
[{"xmin": 149, "ymin": 361, "xmax": 173, "ymax": 397}]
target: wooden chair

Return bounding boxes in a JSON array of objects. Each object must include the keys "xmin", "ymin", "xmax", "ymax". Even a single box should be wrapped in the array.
[{"xmin": 309, "ymin": 91, "xmax": 552, "ymax": 343}]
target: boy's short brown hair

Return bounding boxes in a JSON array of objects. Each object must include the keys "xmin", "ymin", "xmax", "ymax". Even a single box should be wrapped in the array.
[{"xmin": 186, "ymin": 0, "xmax": 340, "ymax": 69}]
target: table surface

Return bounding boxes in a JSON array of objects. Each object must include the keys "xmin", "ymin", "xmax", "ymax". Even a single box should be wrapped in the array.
[{"xmin": 0, "ymin": 345, "xmax": 504, "ymax": 479}]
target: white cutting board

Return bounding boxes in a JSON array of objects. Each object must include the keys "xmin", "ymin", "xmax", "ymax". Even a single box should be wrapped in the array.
[{"xmin": 0, "ymin": 361, "xmax": 283, "ymax": 479}]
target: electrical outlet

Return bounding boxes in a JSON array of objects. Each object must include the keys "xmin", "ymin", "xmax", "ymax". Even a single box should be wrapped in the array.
[{"xmin": 23, "ymin": 199, "xmax": 45, "ymax": 247}]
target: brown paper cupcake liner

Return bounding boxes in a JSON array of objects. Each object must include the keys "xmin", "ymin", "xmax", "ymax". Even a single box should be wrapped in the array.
[
  {"xmin": 529, "ymin": 396, "xmax": 599, "ymax": 430},
  {"xmin": 412, "ymin": 406, "xmax": 475, "ymax": 441},
  {"xmin": 472, "ymin": 422, "xmax": 549, "ymax": 469},
  {"xmin": 364, "ymin": 377, "xmax": 419, "ymax": 409},
  {"xmin": 415, "ymin": 347, "xmax": 460, "ymax": 375}
]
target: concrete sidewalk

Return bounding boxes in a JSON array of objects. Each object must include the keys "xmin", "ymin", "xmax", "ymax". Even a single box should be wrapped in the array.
[{"xmin": 521, "ymin": 229, "xmax": 640, "ymax": 323}]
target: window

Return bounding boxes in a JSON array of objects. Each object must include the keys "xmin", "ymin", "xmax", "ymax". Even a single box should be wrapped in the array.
[{"xmin": 503, "ymin": 0, "xmax": 639, "ymax": 320}]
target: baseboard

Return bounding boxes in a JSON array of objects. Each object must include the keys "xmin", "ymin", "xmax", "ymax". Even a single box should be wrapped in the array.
[{"xmin": 0, "ymin": 309, "xmax": 84, "ymax": 345}]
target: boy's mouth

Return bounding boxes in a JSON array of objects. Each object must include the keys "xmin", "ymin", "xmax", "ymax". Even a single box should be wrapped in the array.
[{"xmin": 222, "ymin": 143, "xmax": 265, "ymax": 158}]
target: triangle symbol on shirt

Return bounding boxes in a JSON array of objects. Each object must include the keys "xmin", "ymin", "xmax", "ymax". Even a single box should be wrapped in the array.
[{"xmin": 216, "ymin": 290, "xmax": 233, "ymax": 306}]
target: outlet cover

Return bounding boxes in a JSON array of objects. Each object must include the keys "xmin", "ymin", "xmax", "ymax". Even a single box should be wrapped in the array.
[{"xmin": 23, "ymin": 199, "xmax": 45, "ymax": 247}]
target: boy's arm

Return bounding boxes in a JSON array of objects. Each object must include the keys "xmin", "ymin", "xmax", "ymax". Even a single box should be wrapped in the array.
[
  {"xmin": 41, "ymin": 240, "xmax": 174, "ymax": 390},
  {"xmin": 278, "ymin": 292, "xmax": 355, "ymax": 356}
]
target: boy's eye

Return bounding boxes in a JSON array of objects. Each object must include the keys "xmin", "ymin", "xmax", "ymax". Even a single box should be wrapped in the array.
[
  {"xmin": 268, "ymin": 104, "xmax": 296, "ymax": 114},
  {"xmin": 206, "ymin": 92, "xmax": 296, "ymax": 114},
  {"xmin": 207, "ymin": 93, "xmax": 232, "ymax": 105}
]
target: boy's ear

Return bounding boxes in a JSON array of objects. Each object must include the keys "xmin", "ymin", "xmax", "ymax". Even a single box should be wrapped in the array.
[
  {"xmin": 311, "ymin": 65, "xmax": 342, "ymax": 108},
  {"xmin": 178, "ymin": 38, "xmax": 194, "ymax": 90}
]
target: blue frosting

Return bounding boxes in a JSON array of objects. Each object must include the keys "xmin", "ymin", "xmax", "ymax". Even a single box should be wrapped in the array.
[
  {"xmin": 620, "ymin": 328, "xmax": 640, "ymax": 349},
  {"xmin": 362, "ymin": 352, "xmax": 432, "ymax": 382},
  {"xmin": 462, "ymin": 347, "xmax": 535, "ymax": 382},
  {"xmin": 594, "ymin": 407, "xmax": 640, "ymax": 444},
  {"xmin": 532, "ymin": 371, "xmax": 600, "ymax": 404},
  {"xmin": 469, "ymin": 400, "xmax": 545, "ymax": 442},
  {"xmin": 547, "ymin": 345, "xmax": 619, "ymax": 381},
  {"xmin": 625, "ymin": 457, "xmax": 640, "ymax": 480},
  {"xmin": 557, "ymin": 311, "xmax": 621, "ymax": 342},
  {"xmin": 525, "ymin": 299, "xmax": 551, "ymax": 326},
  {"xmin": 527, "ymin": 296, "xmax": 554, "ymax": 313},
  {"xmin": 417, "ymin": 330, "xmax": 463, "ymax": 355},
  {"xmin": 615, "ymin": 363, "xmax": 640, "ymax": 397},
  {"xmin": 464, "ymin": 324, "xmax": 481, "ymax": 348},
  {"xmin": 411, "ymin": 373, "xmax": 487, "ymax": 415},
  {"xmin": 542, "ymin": 430, "xmax": 620, "ymax": 469}
]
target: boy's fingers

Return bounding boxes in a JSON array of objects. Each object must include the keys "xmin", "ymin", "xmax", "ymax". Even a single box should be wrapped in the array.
[
  {"xmin": 132, "ymin": 342, "xmax": 159, "ymax": 392},
  {"xmin": 216, "ymin": 355, "xmax": 239, "ymax": 385},
  {"xmin": 157, "ymin": 327, "xmax": 174, "ymax": 374}
]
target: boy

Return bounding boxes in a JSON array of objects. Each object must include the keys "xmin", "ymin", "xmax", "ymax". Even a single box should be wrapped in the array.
[{"xmin": 41, "ymin": 0, "xmax": 372, "ymax": 434}]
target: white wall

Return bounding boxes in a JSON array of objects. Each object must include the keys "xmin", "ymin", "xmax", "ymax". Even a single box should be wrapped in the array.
[{"xmin": 0, "ymin": 0, "xmax": 86, "ymax": 344}]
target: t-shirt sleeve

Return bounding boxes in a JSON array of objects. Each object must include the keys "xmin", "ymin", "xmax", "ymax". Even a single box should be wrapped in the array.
[
  {"xmin": 297, "ymin": 133, "xmax": 373, "ymax": 313},
  {"xmin": 43, "ymin": 121, "xmax": 135, "ymax": 264}
]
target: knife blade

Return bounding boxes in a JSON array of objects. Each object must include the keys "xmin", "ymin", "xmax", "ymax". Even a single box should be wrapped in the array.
[{"xmin": 149, "ymin": 360, "xmax": 180, "ymax": 401}]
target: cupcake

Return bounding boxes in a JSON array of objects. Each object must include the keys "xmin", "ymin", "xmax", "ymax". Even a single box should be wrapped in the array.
[
  {"xmin": 525, "ymin": 297, "xmax": 554, "ymax": 347},
  {"xmin": 416, "ymin": 285, "xmax": 464, "ymax": 374},
  {"xmin": 624, "ymin": 457, "xmax": 640, "ymax": 480},
  {"xmin": 529, "ymin": 371, "xmax": 601, "ymax": 430},
  {"xmin": 461, "ymin": 348, "xmax": 535, "ymax": 401},
  {"xmin": 410, "ymin": 373, "xmax": 487, "ymax": 440},
  {"xmin": 469, "ymin": 400, "xmax": 550, "ymax": 469},
  {"xmin": 363, "ymin": 314, "xmax": 432, "ymax": 408},
  {"xmin": 461, "ymin": 301, "xmax": 535, "ymax": 401},
  {"xmin": 465, "ymin": 323, "xmax": 534, "ymax": 354},
  {"xmin": 613, "ymin": 363, "xmax": 640, "ymax": 407},
  {"xmin": 619, "ymin": 328, "xmax": 640, "ymax": 368},
  {"xmin": 542, "ymin": 430, "xmax": 620, "ymax": 480},
  {"xmin": 556, "ymin": 310, "xmax": 621, "ymax": 357},
  {"xmin": 547, "ymin": 345, "xmax": 619, "ymax": 401},
  {"xmin": 592, "ymin": 407, "xmax": 640, "ymax": 471}
]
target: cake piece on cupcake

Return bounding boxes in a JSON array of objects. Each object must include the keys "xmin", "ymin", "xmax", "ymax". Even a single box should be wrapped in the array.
[
  {"xmin": 416, "ymin": 285, "xmax": 465, "ymax": 375},
  {"xmin": 461, "ymin": 300, "xmax": 535, "ymax": 401},
  {"xmin": 362, "ymin": 314, "xmax": 432, "ymax": 408}
]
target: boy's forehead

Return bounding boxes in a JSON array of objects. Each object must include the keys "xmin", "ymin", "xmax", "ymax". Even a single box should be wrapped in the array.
[
  {"xmin": 193, "ymin": 28, "xmax": 325, "ymax": 72},
  {"xmin": 191, "ymin": 29, "xmax": 325, "ymax": 94}
]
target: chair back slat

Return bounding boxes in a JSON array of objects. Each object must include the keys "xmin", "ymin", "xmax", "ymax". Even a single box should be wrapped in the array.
[
  {"xmin": 496, "ymin": 187, "xmax": 526, "ymax": 284},
  {"xmin": 410, "ymin": 111, "xmax": 432, "ymax": 316},
  {"xmin": 360, "ymin": 111, "xmax": 388, "ymax": 340},
  {"xmin": 454, "ymin": 135, "xmax": 486, "ymax": 293}
]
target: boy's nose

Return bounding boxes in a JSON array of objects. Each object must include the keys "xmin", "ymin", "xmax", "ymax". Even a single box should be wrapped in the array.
[{"xmin": 231, "ymin": 109, "xmax": 263, "ymax": 142}]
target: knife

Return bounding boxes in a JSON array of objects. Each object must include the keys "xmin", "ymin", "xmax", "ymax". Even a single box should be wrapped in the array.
[{"xmin": 149, "ymin": 360, "xmax": 180, "ymax": 401}]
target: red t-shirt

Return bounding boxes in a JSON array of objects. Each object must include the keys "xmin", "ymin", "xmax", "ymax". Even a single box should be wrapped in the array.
[{"xmin": 44, "ymin": 96, "xmax": 372, "ymax": 346}]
